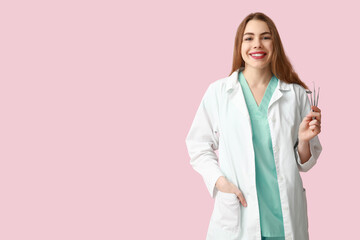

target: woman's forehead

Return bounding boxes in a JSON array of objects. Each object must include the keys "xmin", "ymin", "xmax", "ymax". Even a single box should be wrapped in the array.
[{"xmin": 244, "ymin": 20, "xmax": 270, "ymax": 34}]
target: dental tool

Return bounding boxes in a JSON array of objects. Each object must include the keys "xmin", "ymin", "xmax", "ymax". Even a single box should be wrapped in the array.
[{"xmin": 306, "ymin": 82, "xmax": 320, "ymax": 120}]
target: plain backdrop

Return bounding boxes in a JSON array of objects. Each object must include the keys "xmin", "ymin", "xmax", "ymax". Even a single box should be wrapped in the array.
[{"xmin": 1, "ymin": 0, "xmax": 358, "ymax": 239}]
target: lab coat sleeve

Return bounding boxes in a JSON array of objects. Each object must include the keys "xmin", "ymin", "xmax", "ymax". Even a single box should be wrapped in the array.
[
  {"xmin": 294, "ymin": 86, "xmax": 323, "ymax": 172},
  {"xmin": 185, "ymin": 83, "xmax": 224, "ymax": 198}
]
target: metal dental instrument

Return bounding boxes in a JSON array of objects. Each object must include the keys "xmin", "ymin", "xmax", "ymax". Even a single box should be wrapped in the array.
[
  {"xmin": 316, "ymin": 87, "xmax": 320, "ymax": 107},
  {"xmin": 306, "ymin": 82, "xmax": 320, "ymax": 120}
]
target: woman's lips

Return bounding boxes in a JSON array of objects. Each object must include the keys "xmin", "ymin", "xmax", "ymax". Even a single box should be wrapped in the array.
[{"xmin": 250, "ymin": 53, "xmax": 266, "ymax": 59}]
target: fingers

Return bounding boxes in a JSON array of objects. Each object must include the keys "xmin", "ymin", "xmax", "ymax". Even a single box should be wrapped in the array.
[
  {"xmin": 309, "ymin": 119, "xmax": 320, "ymax": 127},
  {"xmin": 307, "ymin": 118, "xmax": 321, "ymax": 133},
  {"xmin": 309, "ymin": 124, "xmax": 321, "ymax": 133},
  {"xmin": 306, "ymin": 111, "xmax": 321, "ymax": 119},
  {"xmin": 220, "ymin": 179, "xmax": 248, "ymax": 207},
  {"xmin": 234, "ymin": 190, "xmax": 247, "ymax": 207},
  {"xmin": 306, "ymin": 110, "xmax": 321, "ymax": 123},
  {"xmin": 309, "ymin": 125, "xmax": 321, "ymax": 132},
  {"xmin": 311, "ymin": 105, "xmax": 321, "ymax": 113}
]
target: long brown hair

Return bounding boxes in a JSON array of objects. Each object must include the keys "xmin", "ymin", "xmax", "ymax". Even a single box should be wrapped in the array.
[{"xmin": 230, "ymin": 12, "xmax": 309, "ymax": 90}]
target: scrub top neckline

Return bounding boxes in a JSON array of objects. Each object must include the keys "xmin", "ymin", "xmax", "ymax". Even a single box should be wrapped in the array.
[{"xmin": 239, "ymin": 71, "xmax": 278, "ymax": 113}]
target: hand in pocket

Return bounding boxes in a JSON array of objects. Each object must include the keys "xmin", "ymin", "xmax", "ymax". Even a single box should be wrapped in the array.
[{"xmin": 215, "ymin": 176, "xmax": 247, "ymax": 207}]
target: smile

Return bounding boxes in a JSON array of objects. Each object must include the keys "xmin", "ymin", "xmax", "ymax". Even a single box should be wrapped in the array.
[{"xmin": 250, "ymin": 53, "xmax": 266, "ymax": 59}]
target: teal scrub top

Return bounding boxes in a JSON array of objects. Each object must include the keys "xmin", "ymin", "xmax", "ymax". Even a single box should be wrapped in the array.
[{"xmin": 239, "ymin": 71, "xmax": 285, "ymax": 237}]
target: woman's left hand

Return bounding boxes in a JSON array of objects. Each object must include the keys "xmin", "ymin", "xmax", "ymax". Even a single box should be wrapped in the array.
[{"xmin": 298, "ymin": 106, "xmax": 322, "ymax": 142}]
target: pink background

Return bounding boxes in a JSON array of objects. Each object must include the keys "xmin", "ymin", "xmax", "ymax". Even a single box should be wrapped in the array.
[{"xmin": 1, "ymin": 0, "xmax": 358, "ymax": 239}]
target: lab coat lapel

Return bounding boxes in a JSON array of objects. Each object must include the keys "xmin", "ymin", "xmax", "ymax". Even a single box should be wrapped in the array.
[
  {"xmin": 268, "ymin": 86, "xmax": 283, "ymax": 109},
  {"xmin": 268, "ymin": 79, "xmax": 291, "ymax": 110},
  {"xmin": 225, "ymin": 68, "xmax": 250, "ymax": 121}
]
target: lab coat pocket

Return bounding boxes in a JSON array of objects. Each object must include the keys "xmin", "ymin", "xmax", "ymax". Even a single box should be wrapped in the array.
[{"xmin": 212, "ymin": 191, "xmax": 241, "ymax": 232}]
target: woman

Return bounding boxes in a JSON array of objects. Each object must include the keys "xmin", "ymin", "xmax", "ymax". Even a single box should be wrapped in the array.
[{"xmin": 185, "ymin": 12, "xmax": 322, "ymax": 240}]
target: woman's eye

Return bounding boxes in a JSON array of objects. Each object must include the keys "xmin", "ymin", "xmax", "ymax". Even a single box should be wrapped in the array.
[{"xmin": 244, "ymin": 36, "xmax": 271, "ymax": 41}]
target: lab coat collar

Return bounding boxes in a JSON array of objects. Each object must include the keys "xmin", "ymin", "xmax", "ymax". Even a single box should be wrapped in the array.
[{"xmin": 225, "ymin": 67, "xmax": 291, "ymax": 93}]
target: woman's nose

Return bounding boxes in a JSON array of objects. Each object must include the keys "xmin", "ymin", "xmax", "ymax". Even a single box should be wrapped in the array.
[{"xmin": 253, "ymin": 37, "xmax": 262, "ymax": 48}]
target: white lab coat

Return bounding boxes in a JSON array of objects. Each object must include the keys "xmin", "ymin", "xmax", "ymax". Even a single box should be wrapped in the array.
[{"xmin": 185, "ymin": 67, "xmax": 322, "ymax": 240}]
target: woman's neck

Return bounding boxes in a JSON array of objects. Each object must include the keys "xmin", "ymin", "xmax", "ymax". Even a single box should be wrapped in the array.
[{"xmin": 242, "ymin": 65, "xmax": 272, "ymax": 88}]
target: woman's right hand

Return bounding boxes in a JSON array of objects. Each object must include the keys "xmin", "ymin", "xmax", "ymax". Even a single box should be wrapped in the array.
[{"xmin": 215, "ymin": 176, "xmax": 247, "ymax": 207}]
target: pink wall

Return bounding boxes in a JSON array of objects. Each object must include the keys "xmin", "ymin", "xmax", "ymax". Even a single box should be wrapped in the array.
[{"xmin": 1, "ymin": 0, "xmax": 358, "ymax": 239}]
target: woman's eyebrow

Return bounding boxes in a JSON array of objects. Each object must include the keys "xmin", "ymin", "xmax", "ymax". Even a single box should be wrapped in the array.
[{"xmin": 243, "ymin": 31, "xmax": 271, "ymax": 36}]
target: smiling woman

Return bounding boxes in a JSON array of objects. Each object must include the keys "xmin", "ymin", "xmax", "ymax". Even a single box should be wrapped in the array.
[
  {"xmin": 231, "ymin": 13, "xmax": 309, "ymax": 91},
  {"xmin": 243, "ymin": 30, "xmax": 272, "ymax": 61},
  {"xmin": 186, "ymin": 12, "xmax": 322, "ymax": 240}
]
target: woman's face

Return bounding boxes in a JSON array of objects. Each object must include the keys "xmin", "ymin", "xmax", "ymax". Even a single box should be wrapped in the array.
[{"xmin": 241, "ymin": 20, "xmax": 273, "ymax": 70}]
